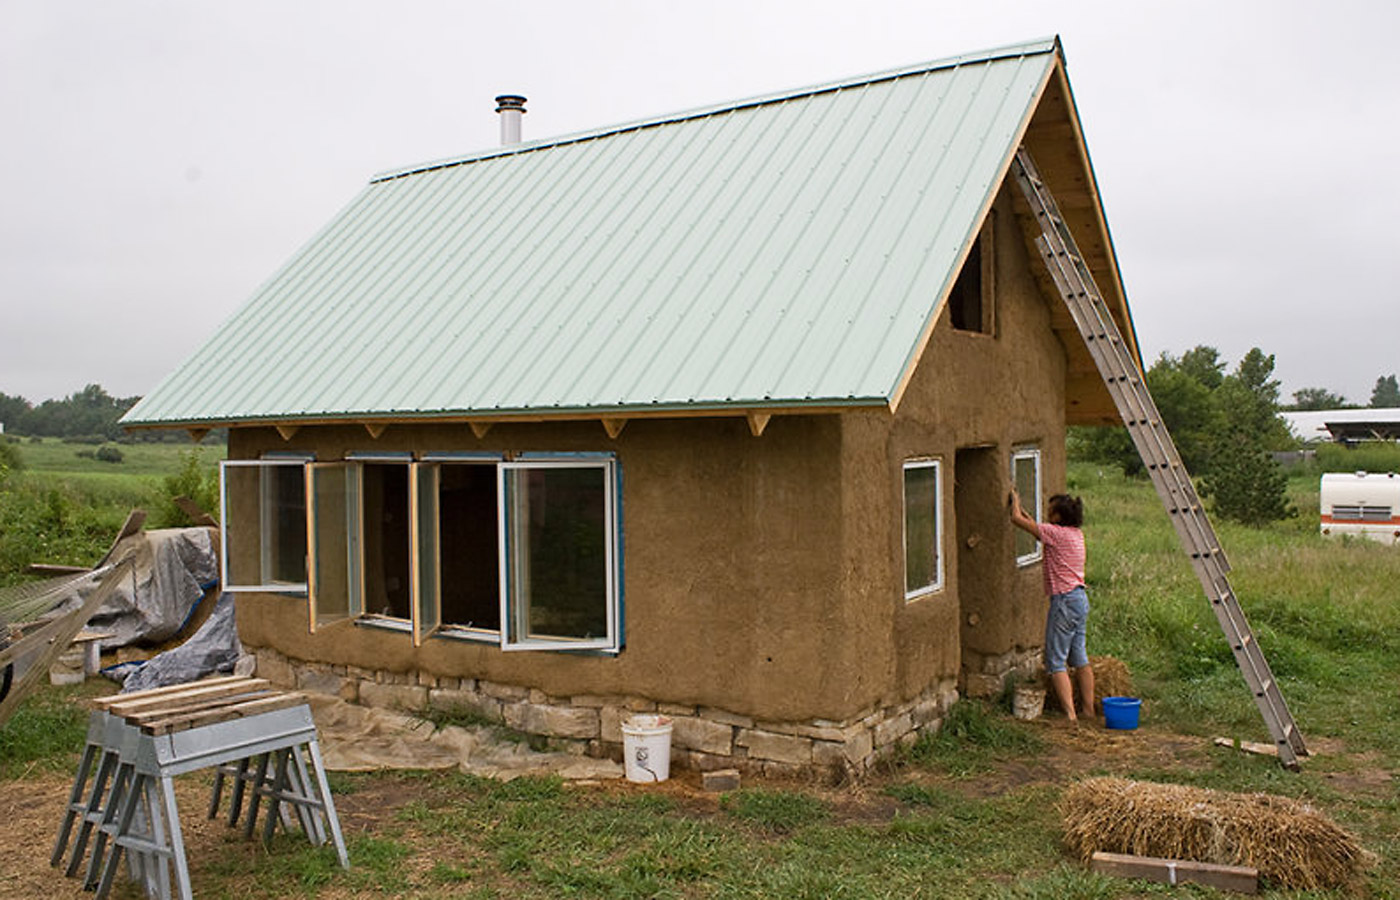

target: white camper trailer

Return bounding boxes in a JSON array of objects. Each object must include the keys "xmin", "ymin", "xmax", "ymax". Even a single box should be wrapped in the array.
[{"xmin": 1320, "ymin": 472, "xmax": 1400, "ymax": 545}]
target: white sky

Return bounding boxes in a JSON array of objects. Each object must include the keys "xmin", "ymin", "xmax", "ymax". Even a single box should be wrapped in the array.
[{"xmin": 3, "ymin": 0, "xmax": 1397, "ymax": 407}]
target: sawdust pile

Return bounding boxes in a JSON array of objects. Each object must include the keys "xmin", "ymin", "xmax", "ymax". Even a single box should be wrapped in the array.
[{"xmin": 1061, "ymin": 776, "xmax": 1371, "ymax": 890}]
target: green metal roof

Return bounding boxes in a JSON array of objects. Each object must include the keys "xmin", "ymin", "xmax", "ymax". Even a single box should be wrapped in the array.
[{"xmin": 124, "ymin": 39, "xmax": 1061, "ymax": 428}]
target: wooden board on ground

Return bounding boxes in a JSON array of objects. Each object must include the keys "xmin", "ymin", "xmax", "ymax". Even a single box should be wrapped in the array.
[
  {"xmin": 1091, "ymin": 851, "xmax": 1258, "ymax": 894},
  {"xmin": 1214, "ymin": 736, "xmax": 1281, "ymax": 758}
]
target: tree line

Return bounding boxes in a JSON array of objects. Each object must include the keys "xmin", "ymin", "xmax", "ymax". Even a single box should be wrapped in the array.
[
  {"xmin": 1073, "ymin": 351, "xmax": 1397, "ymax": 526},
  {"xmin": 0, "ymin": 384, "xmax": 191, "ymax": 443},
  {"xmin": 1289, "ymin": 374, "xmax": 1400, "ymax": 410}
]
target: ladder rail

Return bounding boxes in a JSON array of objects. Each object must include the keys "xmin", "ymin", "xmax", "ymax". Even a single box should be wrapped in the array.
[{"xmin": 1011, "ymin": 147, "xmax": 1307, "ymax": 768}]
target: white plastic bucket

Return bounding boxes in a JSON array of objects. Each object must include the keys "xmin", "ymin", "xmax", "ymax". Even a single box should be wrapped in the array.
[
  {"xmin": 621, "ymin": 714, "xmax": 673, "ymax": 783},
  {"xmin": 1012, "ymin": 685, "xmax": 1046, "ymax": 721}
]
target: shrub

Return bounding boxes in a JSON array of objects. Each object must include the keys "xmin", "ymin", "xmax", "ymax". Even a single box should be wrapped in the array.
[
  {"xmin": 94, "ymin": 445, "xmax": 124, "ymax": 464},
  {"xmin": 0, "ymin": 440, "xmax": 22, "ymax": 485},
  {"xmin": 1202, "ymin": 436, "xmax": 1295, "ymax": 526},
  {"xmin": 152, "ymin": 447, "xmax": 221, "ymax": 528}
]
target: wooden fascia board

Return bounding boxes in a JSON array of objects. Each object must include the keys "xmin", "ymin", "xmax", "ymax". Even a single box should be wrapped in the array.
[
  {"xmin": 1043, "ymin": 57, "xmax": 1142, "ymax": 370},
  {"xmin": 126, "ymin": 403, "xmax": 882, "ymax": 438},
  {"xmin": 887, "ymin": 56, "xmax": 1059, "ymax": 416}
]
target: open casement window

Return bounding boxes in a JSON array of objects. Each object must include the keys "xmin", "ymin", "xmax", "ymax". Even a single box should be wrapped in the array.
[
  {"xmin": 220, "ymin": 458, "xmax": 309, "ymax": 593},
  {"xmin": 498, "ymin": 457, "xmax": 619, "ymax": 652},
  {"xmin": 417, "ymin": 456, "xmax": 502, "ymax": 641},
  {"xmin": 902, "ymin": 459, "xmax": 943, "ymax": 601},
  {"xmin": 1012, "ymin": 448, "xmax": 1042, "ymax": 565},
  {"xmin": 307, "ymin": 462, "xmax": 362, "ymax": 632}
]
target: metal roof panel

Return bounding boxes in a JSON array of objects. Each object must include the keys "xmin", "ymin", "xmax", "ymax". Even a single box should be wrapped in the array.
[{"xmin": 124, "ymin": 39, "xmax": 1061, "ymax": 426}]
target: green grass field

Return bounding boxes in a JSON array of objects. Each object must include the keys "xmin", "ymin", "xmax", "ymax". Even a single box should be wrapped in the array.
[
  {"xmin": 0, "ymin": 437, "xmax": 223, "ymax": 583},
  {"xmin": 2, "ymin": 448, "xmax": 1398, "ymax": 897}
]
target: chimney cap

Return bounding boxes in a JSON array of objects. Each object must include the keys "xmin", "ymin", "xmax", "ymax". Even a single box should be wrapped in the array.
[{"xmin": 495, "ymin": 94, "xmax": 527, "ymax": 113}]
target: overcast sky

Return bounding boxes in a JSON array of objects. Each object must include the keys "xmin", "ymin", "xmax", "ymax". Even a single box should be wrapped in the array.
[{"xmin": 3, "ymin": 0, "xmax": 1397, "ymax": 408}]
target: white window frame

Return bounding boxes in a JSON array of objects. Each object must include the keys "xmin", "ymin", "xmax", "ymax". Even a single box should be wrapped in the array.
[
  {"xmin": 219, "ymin": 457, "xmax": 311, "ymax": 594},
  {"xmin": 1012, "ymin": 447, "xmax": 1043, "ymax": 566},
  {"xmin": 227, "ymin": 451, "xmax": 623, "ymax": 654},
  {"xmin": 902, "ymin": 458, "xmax": 943, "ymax": 601},
  {"xmin": 498, "ymin": 456, "xmax": 620, "ymax": 653}
]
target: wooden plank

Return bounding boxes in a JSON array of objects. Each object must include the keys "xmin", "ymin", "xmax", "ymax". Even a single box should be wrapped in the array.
[
  {"xmin": 1214, "ymin": 736, "xmax": 1281, "ymax": 758},
  {"xmin": 140, "ymin": 692, "xmax": 307, "ymax": 735},
  {"xmin": 23, "ymin": 563, "xmax": 91, "ymax": 576},
  {"xmin": 174, "ymin": 496, "xmax": 218, "ymax": 527},
  {"xmin": 120, "ymin": 690, "xmax": 279, "ymax": 726},
  {"xmin": 1091, "ymin": 851, "xmax": 1258, "ymax": 894},
  {"xmin": 0, "ymin": 559, "xmax": 136, "ymax": 728},
  {"xmin": 96, "ymin": 509, "xmax": 147, "ymax": 566},
  {"xmin": 86, "ymin": 674, "xmax": 252, "ymax": 710},
  {"xmin": 96, "ymin": 678, "xmax": 270, "ymax": 714}
]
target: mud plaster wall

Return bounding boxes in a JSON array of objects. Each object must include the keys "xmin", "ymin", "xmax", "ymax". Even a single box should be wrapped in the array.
[
  {"xmin": 231, "ymin": 184, "xmax": 1071, "ymax": 726},
  {"xmin": 839, "ymin": 186, "xmax": 1070, "ymax": 702},
  {"xmin": 231, "ymin": 414, "xmax": 878, "ymax": 724}
]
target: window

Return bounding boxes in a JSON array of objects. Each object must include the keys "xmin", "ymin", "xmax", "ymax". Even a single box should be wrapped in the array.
[
  {"xmin": 1012, "ymin": 448, "xmax": 1042, "ymax": 565},
  {"xmin": 949, "ymin": 218, "xmax": 994, "ymax": 334},
  {"xmin": 221, "ymin": 452, "xmax": 622, "ymax": 653},
  {"xmin": 500, "ymin": 459, "xmax": 618, "ymax": 651},
  {"xmin": 903, "ymin": 459, "xmax": 943, "ymax": 600},
  {"xmin": 221, "ymin": 458, "xmax": 309, "ymax": 593}
]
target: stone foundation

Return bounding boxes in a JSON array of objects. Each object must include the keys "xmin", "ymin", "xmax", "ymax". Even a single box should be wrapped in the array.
[
  {"xmin": 250, "ymin": 646, "xmax": 959, "ymax": 780},
  {"xmin": 961, "ymin": 646, "xmax": 1043, "ymax": 699}
]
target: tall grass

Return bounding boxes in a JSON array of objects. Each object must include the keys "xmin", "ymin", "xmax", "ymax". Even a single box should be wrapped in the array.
[{"xmin": 1077, "ymin": 461, "xmax": 1400, "ymax": 763}]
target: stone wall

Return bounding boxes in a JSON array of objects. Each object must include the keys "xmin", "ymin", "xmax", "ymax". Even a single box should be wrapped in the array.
[
  {"xmin": 961, "ymin": 646, "xmax": 1043, "ymax": 699},
  {"xmin": 252, "ymin": 646, "xmax": 959, "ymax": 780}
]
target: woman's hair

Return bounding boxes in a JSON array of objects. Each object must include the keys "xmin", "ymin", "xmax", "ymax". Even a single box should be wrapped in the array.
[{"xmin": 1048, "ymin": 493, "xmax": 1084, "ymax": 528}]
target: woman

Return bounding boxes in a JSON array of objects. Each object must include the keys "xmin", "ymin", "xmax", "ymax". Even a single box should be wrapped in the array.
[{"xmin": 1010, "ymin": 489, "xmax": 1095, "ymax": 725}]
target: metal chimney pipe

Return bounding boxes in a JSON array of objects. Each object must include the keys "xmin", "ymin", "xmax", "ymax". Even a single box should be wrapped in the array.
[{"xmin": 495, "ymin": 94, "xmax": 527, "ymax": 145}]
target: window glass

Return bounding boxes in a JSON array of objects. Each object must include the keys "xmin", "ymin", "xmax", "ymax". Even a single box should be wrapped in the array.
[
  {"xmin": 1013, "ymin": 449, "xmax": 1042, "ymax": 565},
  {"xmin": 221, "ymin": 459, "xmax": 308, "ymax": 592},
  {"xmin": 502, "ymin": 462, "xmax": 615, "ymax": 649},
  {"xmin": 309, "ymin": 462, "xmax": 360, "ymax": 629},
  {"xmin": 903, "ymin": 460, "xmax": 942, "ymax": 598}
]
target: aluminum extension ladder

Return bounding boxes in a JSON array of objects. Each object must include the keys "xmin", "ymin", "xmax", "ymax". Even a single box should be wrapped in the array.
[{"xmin": 1010, "ymin": 147, "xmax": 1308, "ymax": 770}]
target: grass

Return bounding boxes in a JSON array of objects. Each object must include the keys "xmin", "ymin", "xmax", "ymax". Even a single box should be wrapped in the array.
[
  {"xmin": 4, "ymin": 456, "xmax": 1399, "ymax": 897},
  {"xmin": 0, "ymin": 438, "xmax": 223, "ymax": 584}
]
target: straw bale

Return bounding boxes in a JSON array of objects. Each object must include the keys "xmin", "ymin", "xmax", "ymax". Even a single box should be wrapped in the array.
[
  {"xmin": 1061, "ymin": 776, "xmax": 1370, "ymax": 890},
  {"xmin": 1040, "ymin": 656, "xmax": 1133, "ymax": 715}
]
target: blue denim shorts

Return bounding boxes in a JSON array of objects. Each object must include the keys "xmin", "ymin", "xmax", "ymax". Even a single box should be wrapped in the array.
[{"xmin": 1044, "ymin": 586, "xmax": 1089, "ymax": 674}]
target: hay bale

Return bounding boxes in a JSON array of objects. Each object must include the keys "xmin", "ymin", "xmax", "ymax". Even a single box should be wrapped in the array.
[{"xmin": 1061, "ymin": 777, "xmax": 1370, "ymax": 890}]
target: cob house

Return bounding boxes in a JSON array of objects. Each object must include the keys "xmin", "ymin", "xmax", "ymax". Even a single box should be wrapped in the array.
[{"xmin": 122, "ymin": 37, "xmax": 1141, "ymax": 777}]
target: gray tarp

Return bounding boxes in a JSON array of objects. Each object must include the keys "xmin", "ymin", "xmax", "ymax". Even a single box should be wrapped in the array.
[
  {"xmin": 43, "ymin": 527, "xmax": 218, "ymax": 648},
  {"xmin": 118, "ymin": 592, "xmax": 243, "ymax": 693}
]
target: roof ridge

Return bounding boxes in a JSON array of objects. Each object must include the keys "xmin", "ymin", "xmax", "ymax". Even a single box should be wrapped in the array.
[{"xmin": 370, "ymin": 36, "xmax": 1060, "ymax": 184}]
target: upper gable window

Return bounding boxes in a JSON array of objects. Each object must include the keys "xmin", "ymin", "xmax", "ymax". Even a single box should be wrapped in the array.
[{"xmin": 949, "ymin": 219, "xmax": 994, "ymax": 335}]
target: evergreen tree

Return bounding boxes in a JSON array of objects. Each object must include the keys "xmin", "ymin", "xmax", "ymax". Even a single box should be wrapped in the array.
[
  {"xmin": 1288, "ymin": 387, "xmax": 1348, "ymax": 411},
  {"xmin": 1371, "ymin": 374, "xmax": 1400, "ymax": 408}
]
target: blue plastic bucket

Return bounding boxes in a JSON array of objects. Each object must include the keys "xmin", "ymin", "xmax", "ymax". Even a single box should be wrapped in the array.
[{"xmin": 1102, "ymin": 696, "xmax": 1141, "ymax": 730}]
